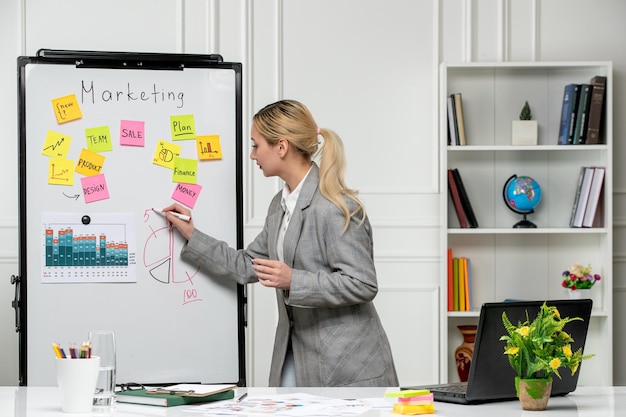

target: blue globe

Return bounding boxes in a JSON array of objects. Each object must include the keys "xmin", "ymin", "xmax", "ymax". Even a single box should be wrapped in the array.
[{"xmin": 503, "ymin": 175, "xmax": 542, "ymax": 228}]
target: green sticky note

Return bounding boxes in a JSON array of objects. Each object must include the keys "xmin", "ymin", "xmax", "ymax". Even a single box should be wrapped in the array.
[
  {"xmin": 85, "ymin": 126, "xmax": 113, "ymax": 152},
  {"xmin": 170, "ymin": 114, "xmax": 196, "ymax": 140},
  {"xmin": 172, "ymin": 157, "xmax": 198, "ymax": 184}
]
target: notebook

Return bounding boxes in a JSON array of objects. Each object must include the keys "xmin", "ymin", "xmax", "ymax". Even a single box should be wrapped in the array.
[{"xmin": 402, "ymin": 299, "xmax": 593, "ymax": 405}]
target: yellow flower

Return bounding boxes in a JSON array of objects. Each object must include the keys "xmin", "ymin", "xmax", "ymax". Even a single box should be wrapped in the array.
[
  {"xmin": 563, "ymin": 346, "xmax": 572, "ymax": 358},
  {"xmin": 549, "ymin": 358, "xmax": 561, "ymax": 370},
  {"xmin": 560, "ymin": 331, "xmax": 570, "ymax": 340},
  {"xmin": 554, "ymin": 308, "xmax": 561, "ymax": 319},
  {"xmin": 505, "ymin": 347, "xmax": 519, "ymax": 355},
  {"xmin": 517, "ymin": 326, "xmax": 530, "ymax": 337}
]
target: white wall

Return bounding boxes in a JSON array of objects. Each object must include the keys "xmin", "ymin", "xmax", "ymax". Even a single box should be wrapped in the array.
[{"xmin": 1, "ymin": 0, "xmax": 625, "ymax": 387}]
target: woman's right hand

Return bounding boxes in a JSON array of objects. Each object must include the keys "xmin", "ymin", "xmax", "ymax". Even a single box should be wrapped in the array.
[{"xmin": 160, "ymin": 203, "xmax": 195, "ymax": 240}]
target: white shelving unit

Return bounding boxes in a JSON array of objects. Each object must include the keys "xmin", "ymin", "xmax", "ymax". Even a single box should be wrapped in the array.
[{"xmin": 439, "ymin": 62, "xmax": 613, "ymax": 386}]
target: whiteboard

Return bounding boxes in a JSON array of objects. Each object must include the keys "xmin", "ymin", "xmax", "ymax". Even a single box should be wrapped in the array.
[{"xmin": 17, "ymin": 51, "xmax": 245, "ymax": 386}]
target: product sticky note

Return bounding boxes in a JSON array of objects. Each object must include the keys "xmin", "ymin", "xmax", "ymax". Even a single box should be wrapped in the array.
[
  {"xmin": 75, "ymin": 148, "xmax": 105, "ymax": 176},
  {"xmin": 172, "ymin": 182, "xmax": 202, "ymax": 208},
  {"xmin": 81, "ymin": 174, "xmax": 110, "ymax": 203},
  {"xmin": 120, "ymin": 120, "xmax": 145, "ymax": 147},
  {"xmin": 170, "ymin": 114, "xmax": 196, "ymax": 140},
  {"xmin": 48, "ymin": 159, "xmax": 74, "ymax": 185},
  {"xmin": 152, "ymin": 140, "xmax": 181, "ymax": 169},
  {"xmin": 196, "ymin": 135, "xmax": 222, "ymax": 160},
  {"xmin": 172, "ymin": 157, "xmax": 198, "ymax": 184},
  {"xmin": 51, "ymin": 94, "xmax": 82, "ymax": 124},
  {"xmin": 42, "ymin": 130, "xmax": 72, "ymax": 159},
  {"xmin": 85, "ymin": 126, "xmax": 113, "ymax": 152}
]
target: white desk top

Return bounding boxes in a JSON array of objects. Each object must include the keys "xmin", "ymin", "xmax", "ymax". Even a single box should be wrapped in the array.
[{"xmin": 2, "ymin": 386, "xmax": 625, "ymax": 416}]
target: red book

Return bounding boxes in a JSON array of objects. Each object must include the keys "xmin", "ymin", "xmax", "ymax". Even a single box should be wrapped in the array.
[{"xmin": 448, "ymin": 169, "xmax": 468, "ymax": 228}]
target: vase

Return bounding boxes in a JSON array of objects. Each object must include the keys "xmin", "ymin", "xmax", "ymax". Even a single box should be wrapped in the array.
[
  {"xmin": 515, "ymin": 377, "xmax": 552, "ymax": 411},
  {"xmin": 454, "ymin": 325, "xmax": 477, "ymax": 382},
  {"xmin": 568, "ymin": 288, "xmax": 592, "ymax": 299}
]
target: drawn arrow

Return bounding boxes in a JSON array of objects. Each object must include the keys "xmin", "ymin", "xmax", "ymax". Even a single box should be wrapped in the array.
[{"xmin": 62, "ymin": 193, "xmax": 80, "ymax": 200}]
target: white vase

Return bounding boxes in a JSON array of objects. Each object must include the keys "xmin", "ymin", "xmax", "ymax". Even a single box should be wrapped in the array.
[{"xmin": 568, "ymin": 289, "xmax": 592, "ymax": 299}]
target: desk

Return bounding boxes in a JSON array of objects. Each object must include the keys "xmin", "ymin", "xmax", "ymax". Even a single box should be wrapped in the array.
[{"xmin": 1, "ymin": 386, "xmax": 625, "ymax": 416}]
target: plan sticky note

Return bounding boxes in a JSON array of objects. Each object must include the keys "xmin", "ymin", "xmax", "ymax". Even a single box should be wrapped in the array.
[
  {"xmin": 85, "ymin": 126, "xmax": 113, "ymax": 152},
  {"xmin": 48, "ymin": 159, "xmax": 74, "ymax": 185},
  {"xmin": 42, "ymin": 130, "xmax": 72, "ymax": 159},
  {"xmin": 172, "ymin": 157, "xmax": 198, "ymax": 184},
  {"xmin": 196, "ymin": 135, "xmax": 222, "ymax": 160},
  {"xmin": 81, "ymin": 174, "xmax": 110, "ymax": 203},
  {"xmin": 170, "ymin": 114, "xmax": 196, "ymax": 140},
  {"xmin": 152, "ymin": 140, "xmax": 181, "ymax": 169},
  {"xmin": 75, "ymin": 148, "xmax": 105, "ymax": 176},
  {"xmin": 172, "ymin": 182, "xmax": 202, "ymax": 208},
  {"xmin": 51, "ymin": 94, "xmax": 82, "ymax": 124},
  {"xmin": 120, "ymin": 120, "xmax": 145, "ymax": 147}
]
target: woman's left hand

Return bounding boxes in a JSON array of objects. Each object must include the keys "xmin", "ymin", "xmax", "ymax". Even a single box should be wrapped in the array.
[{"xmin": 252, "ymin": 258, "xmax": 292, "ymax": 289}]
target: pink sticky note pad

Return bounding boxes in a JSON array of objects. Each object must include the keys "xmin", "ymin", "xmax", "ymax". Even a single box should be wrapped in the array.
[
  {"xmin": 120, "ymin": 120, "xmax": 145, "ymax": 146},
  {"xmin": 81, "ymin": 174, "xmax": 110, "ymax": 203},
  {"xmin": 172, "ymin": 182, "xmax": 202, "ymax": 208},
  {"xmin": 398, "ymin": 393, "xmax": 434, "ymax": 403}
]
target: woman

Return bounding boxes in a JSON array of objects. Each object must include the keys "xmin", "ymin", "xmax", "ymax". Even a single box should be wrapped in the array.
[{"xmin": 163, "ymin": 99, "xmax": 398, "ymax": 387}]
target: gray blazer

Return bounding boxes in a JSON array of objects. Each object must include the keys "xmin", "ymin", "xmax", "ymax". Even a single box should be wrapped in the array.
[{"xmin": 181, "ymin": 163, "xmax": 398, "ymax": 387}]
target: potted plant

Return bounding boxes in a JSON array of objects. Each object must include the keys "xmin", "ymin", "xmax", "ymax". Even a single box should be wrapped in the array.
[
  {"xmin": 512, "ymin": 101, "xmax": 538, "ymax": 145},
  {"xmin": 562, "ymin": 263, "xmax": 601, "ymax": 299},
  {"xmin": 500, "ymin": 302, "xmax": 593, "ymax": 411}
]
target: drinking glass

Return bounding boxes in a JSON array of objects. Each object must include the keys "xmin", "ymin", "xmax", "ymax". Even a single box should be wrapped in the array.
[{"xmin": 89, "ymin": 330, "xmax": 116, "ymax": 406}]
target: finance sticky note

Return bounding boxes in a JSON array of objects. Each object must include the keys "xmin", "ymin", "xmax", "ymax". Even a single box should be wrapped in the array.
[
  {"xmin": 172, "ymin": 182, "xmax": 202, "ymax": 208},
  {"xmin": 170, "ymin": 114, "xmax": 196, "ymax": 140},
  {"xmin": 75, "ymin": 148, "xmax": 105, "ymax": 176},
  {"xmin": 42, "ymin": 130, "xmax": 72, "ymax": 159},
  {"xmin": 172, "ymin": 157, "xmax": 198, "ymax": 184},
  {"xmin": 196, "ymin": 135, "xmax": 222, "ymax": 160},
  {"xmin": 120, "ymin": 120, "xmax": 145, "ymax": 147},
  {"xmin": 85, "ymin": 126, "xmax": 113, "ymax": 152},
  {"xmin": 152, "ymin": 140, "xmax": 181, "ymax": 169},
  {"xmin": 51, "ymin": 94, "xmax": 82, "ymax": 124},
  {"xmin": 81, "ymin": 174, "xmax": 110, "ymax": 203},
  {"xmin": 48, "ymin": 159, "xmax": 74, "ymax": 185}
]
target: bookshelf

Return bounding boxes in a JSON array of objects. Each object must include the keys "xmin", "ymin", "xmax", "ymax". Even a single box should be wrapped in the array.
[{"xmin": 440, "ymin": 62, "xmax": 613, "ymax": 386}]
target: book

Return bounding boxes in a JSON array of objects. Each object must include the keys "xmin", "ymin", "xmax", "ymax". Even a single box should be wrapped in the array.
[
  {"xmin": 558, "ymin": 84, "xmax": 580, "ymax": 145},
  {"xmin": 571, "ymin": 167, "xmax": 595, "ymax": 227},
  {"xmin": 453, "ymin": 93, "xmax": 467, "ymax": 146},
  {"xmin": 447, "ymin": 248, "xmax": 454, "ymax": 311},
  {"xmin": 453, "ymin": 257, "xmax": 459, "ymax": 311},
  {"xmin": 569, "ymin": 167, "xmax": 586, "ymax": 227},
  {"xmin": 451, "ymin": 168, "xmax": 478, "ymax": 228},
  {"xmin": 458, "ymin": 257, "xmax": 466, "ymax": 311},
  {"xmin": 465, "ymin": 257, "xmax": 472, "ymax": 311},
  {"xmin": 572, "ymin": 84, "xmax": 592, "ymax": 144},
  {"xmin": 463, "ymin": 257, "xmax": 470, "ymax": 311},
  {"xmin": 117, "ymin": 386, "xmax": 235, "ymax": 407},
  {"xmin": 448, "ymin": 169, "xmax": 468, "ymax": 228},
  {"xmin": 585, "ymin": 76, "xmax": 607, "ymax": 144},
  {"xmin": 582, "ymin": 167, "xmax": 605, "ymax": 227},
  {"xmin": 447, "ymin": 95, "xmax": 459, "ymax": 145}
]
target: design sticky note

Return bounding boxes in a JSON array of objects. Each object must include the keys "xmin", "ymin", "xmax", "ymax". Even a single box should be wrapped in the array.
[
  {"xmin": 48, "ymin": 159, "xmax": 74, "ymax": 185},
  {"xmin": 42, "ymin": 130, "xmax": 72, "ymax": 159},
  {"xmin": 75, "ymin": 148, "xmax": 105, "ymax": 176},
  {"xmin": 172, "ymin": 157, "xmax": 198, "ymax": 184},
  {"xmin": 81, "ymin": 174, "xmax": 110, "ymax": 203},
  {"xmin": 152, "ymin": 140, "xmax": 181, "ymax": 169},
  {"xmin": 172, "ymin": 183, "xmax": 202, "ymax": 208},
  {"xmin": 51, "ymin": 94, "xmax": 82, "ymax": 124},
  {"xmin": 170, "ymin": 114, "xmax": 196, "ymax": 140},
  {"xmin": 120, "ymin": 120, "xmax": 145, "ymax": 147},
  {"xmin": 85, "ymin": 126, "xmax": 113, "ymax": 152},
  {"xmin": 196, "ymin": 135, "xmax": 222, "ymax": 160}
]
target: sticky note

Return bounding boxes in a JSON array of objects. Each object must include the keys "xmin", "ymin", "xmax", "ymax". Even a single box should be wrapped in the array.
[
  {"xmin": 385, "ymin": 390, "xmax": 430, "ymax": 398},
  {"xmin": 120, "ymin": 120, "xmax": 145, "ymax": 147},
  {"xmin": 152, "ymin": 140, "xmax": 181, "ymax": 169},
  {"xmin": 196, "ymin": 135, "xmax": 222, "ymax": 160},
  {"xmin": 398, "ymin": 393, "xmax": 434, "ymax": 403},
  {"xmin": 85, "ymin": 126, "xmax": 113, "ymax": 152},
  {"xmin": 392, "ymin": 403, "xmax": 435, "ymax": 415},
  {"xmin": 172, "ymin": 182, "xmax": 202, "ymax": 208},
  {"xmin": 170, "ymin": 114, "xmax": 196, "ymax": 140},
  {"xmin": 172, "ymin": 157, "xmax": 198, "ymax": 184},
  {"xmin": 75, "ymin": 148, "xmax": 105, "ymax": 176},
  {"xmin": 42, "ymin": 130, "xmax": 72, "ymax": 159},
  {"xmin": 51, "ymin": 94, "xmax": 82, "ymax": 124},
  {"xmin": 81, "ymin": 174, "xmax": 110, "ymax": 203},
  {"xmin": 48, "ymin": 159, "xmax": 74, "ymax": 185}
]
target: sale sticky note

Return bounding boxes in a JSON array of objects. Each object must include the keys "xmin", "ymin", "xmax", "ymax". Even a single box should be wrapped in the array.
[
  {"xmin": 81, "ymin": 174, "xmax": 110, "ymax": 203},
  {"xmin": 172, "ymin": 157, "xmax": 198, "ymax": 184},
  {"xmin": 152, "ymin": 140, "xmax": 181, "ymax": 169},
  {"xmin": 120, "ymin": 120, "xmax": 145, "ymax": 147},
  {"xmin": 196, "ymin": 135, "xmax": 222, "ymax": 160},
  {"xmin": 75, "ymin": 148, "xmax": 105, "ymax": 176},
  {"xmin": 51, "ymin": 94, "xmax": 82, "ymax": 124},
  {"xmin": 42, "ymin": 130, "xmax": 72, "ymax": 159},
  {"xmin": 48, "ymin": 159, "xmax": 74, "ymax": 185},
  {"xmin": 170, "ymin": 114, "xmax": 196, "ymax": 140},
  {"xmin": 172, "ymin": 182, "xmax": 202, "ymax": 208},
  {"xmin": 85, "ymin": 126, "xmax": 113, "ymax": 152}
]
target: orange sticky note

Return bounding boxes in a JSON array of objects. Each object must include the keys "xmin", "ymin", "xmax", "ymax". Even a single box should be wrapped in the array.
[
  {"xmin": 170, "ymin": 114, "xmax": 196, "ymax": 140},
  {"xmin": 48, "ymin": 159, "xmax": 74, "ymax": 185},
  {"xmin": 75, "ymin": 148, "xmax": 105, "ymax": 176},
  {"xmin": 196, "ymin": 135, "xmax": 222, "ymax": 160},
  {"xmin": 152, "ymin": 140, "xmax": 181, "ymax": 169},
  {"xmin": 51, "ymin": 94, "xmax": 82, "ymax": 124},
  {"xmin": 42, "ymin": 130, "xmax": 72, "ymax": 159}
]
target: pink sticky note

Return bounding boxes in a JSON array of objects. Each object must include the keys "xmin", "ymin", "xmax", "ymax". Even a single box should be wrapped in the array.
[
  {"xmin": 120, "ymin": 120, "xmax": 145, "ymax": 146},
  {"xmin": 171, "ymin": 182, "xmax": 202, "ymax": 208},
  {"xmin": 81, "ymin": 174, "xmax": 110, "ymax": 203}
]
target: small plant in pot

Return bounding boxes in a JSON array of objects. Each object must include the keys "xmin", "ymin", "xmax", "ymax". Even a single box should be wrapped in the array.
[{"xmin": 512, "ymin": 101, "xmax": 538, "ymax": 145}]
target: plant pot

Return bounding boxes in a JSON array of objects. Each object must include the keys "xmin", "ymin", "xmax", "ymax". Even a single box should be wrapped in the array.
[
  {"xmin": 515, "ymin": 377, "xmax": 552, "ymax": 411},
  {"xmin": 512, "ymin": 120, "xmax": 538, "ymax": 145},
  {"xmin": 568, "ymin": 288, "xmax": 592, "ymax": 299},
  {"xmin": 454, "ymin": 325, "xmax": 477, "ymax": 382}
]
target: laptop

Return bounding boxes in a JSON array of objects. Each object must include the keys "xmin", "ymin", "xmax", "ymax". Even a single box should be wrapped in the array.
[{"xmin": 402, "ymin": 299, "xmax": 593, "ymax": 405}]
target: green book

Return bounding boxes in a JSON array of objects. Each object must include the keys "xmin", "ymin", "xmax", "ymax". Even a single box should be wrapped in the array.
[{"xmin": 116, "ymin": 388, "xmax": 234, "ymax": 407}]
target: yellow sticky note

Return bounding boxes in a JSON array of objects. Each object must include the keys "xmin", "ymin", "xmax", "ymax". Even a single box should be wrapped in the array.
[
  {"xmin": 385, "ymin": 390, "xmax": 430, "ymax": 398},
  {"xmin": 170, "ymin": 114, "xmax": 196, "ymax": 140},
  {"xmin": 75, "ymin": 148, "xmax": 105, "ymax": 176},
  {"xmin": 42, "ymin": 131, "xmax": 72, "ymax": 159},
  {"xmin": 51, "ymin": 94, "xmax": 82, "ymax": 124},
  {"xmin": 85, "ymin": 126, "xmax": 113, "ymax": 152},
  {"xmin": 48, "ymin": 159, "xmax": 74, "ymax": 185},
  {"xmin": 172, "ymin": 157, "xmax": 198, "ymax": 184},
  {"xmin": 196, "ymin": 135, "xmax": 222, "ymax": 160},
  {"xmin": 152, "ymin": 140, "xmax": 181, "ymax": 169}
]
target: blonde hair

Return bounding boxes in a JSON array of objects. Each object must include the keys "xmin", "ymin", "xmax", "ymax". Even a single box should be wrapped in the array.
[{"xmin": 253, "ymin": 99, "xmax": 365, "ymax": 231}]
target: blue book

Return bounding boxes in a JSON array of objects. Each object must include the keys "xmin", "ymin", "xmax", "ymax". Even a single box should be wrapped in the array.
[{"xmin": 558, "ymin": 84, "xmax": 580, "ymax": 145}]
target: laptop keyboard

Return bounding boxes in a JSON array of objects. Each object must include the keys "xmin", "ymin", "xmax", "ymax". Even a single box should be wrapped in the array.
[{"xmin": 433, "ymin": 384, "xmax": 467, "ymax": 393}]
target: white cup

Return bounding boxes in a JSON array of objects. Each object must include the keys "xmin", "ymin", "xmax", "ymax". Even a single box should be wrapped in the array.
[
  {"xmin": 89, "ymin": 330, "xmax": 116, "ymax": 407},
  {"xmin": 56, "ymin": 356, "xmax": 100, "ymax": 413}
]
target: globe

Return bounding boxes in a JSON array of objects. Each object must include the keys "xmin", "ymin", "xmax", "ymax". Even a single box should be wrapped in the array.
[{"xmin": 502, "ymin": 174, "xmax": 542, "ymax": 228}]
